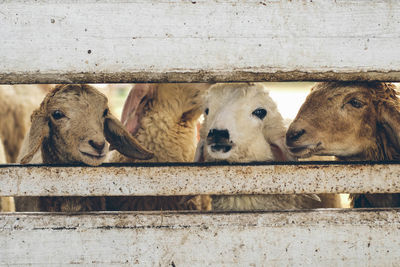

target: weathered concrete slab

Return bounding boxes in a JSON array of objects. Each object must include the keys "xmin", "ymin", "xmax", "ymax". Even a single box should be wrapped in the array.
[
  {"xmin": 1, "ymin": 1, "xmax": 400, "ymax": 83},
  {"xmin": 1, "ymin": 162, "xmax": 400, "ymax": 196},
  {"xmin": 0, "ymin": 209, "xmax": 399, "ymax": 265}
]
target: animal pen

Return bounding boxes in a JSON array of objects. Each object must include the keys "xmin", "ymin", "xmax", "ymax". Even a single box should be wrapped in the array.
[{"xmin": 1, "ymin": 0, "xmax": 400, "ymax": 265}]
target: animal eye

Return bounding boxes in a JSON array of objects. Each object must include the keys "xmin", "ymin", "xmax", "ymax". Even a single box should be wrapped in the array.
[
  {"xmin": 52, "ymin": 110, "xmax": 65, "ymax": 120},
  {"xmin": 103, "ymin": 108, "xmax": 109, "ymax": 117},
  {"xmin": 252, "ymin": 108, "xmax": 267, "ymax": 120},
  {"xmin": 205, "ymin": 108, "xmax": 209, "ymax": 115},
  {"xmin": 348, "ymin": 98, "xmax": 364, "ymax": 108}
]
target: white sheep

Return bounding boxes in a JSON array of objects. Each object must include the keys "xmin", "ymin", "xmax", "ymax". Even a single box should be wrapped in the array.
[
  {"xmin": 16, "ymin": 84, "xmax": 153, "ymax": 212},
  {"xmin": 195, "ymin": 83, "xmax": 321, "ymax": 211},
  {"xmin": 108, "ymin": 83, "xmax": 212, "ymax": 211}
]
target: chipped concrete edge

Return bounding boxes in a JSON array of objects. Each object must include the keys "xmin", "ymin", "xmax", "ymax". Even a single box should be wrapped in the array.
[{"xmin": 1, "ymin": 70, "xmax": 400, "ymax": 84}]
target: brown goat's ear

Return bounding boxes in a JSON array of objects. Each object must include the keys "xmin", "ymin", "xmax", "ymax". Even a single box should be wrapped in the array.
[
  {"xmin": 104, "ymin": 113, "xmax": 153, "ymax": 160},
  {"xmin": 379, "ymin": 101, "xmax": 400, "ymax": 153},
  {"xmin": 20, "ymin": 114, "xmax": 49, "ymax": 164},
  {"xmin": 121, "ymin": 84, "xmax": 157, "ymax": 135},
  {"xmin": 194, "ymin": 139, "xmax": 205, "ymax": 162}
]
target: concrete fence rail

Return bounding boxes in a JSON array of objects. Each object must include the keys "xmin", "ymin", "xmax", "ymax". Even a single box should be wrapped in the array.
[
  {"xmin": 1, "ymin": 0, "xmax": 400, "ymax": 83},
  {"xmin": 0, "ymin": 162, "xmax": 399, "ymax": 196},
  {"xmin": 1, "ymin": 209, "xmax": 400, "ymax": 265}
]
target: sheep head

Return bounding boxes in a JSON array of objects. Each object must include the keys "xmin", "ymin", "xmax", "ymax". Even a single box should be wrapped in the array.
[
  {"xmin": 121, "ymin": 83, "xmax": 210, "ymax": 136},
  {"xmin": 20, "ymin": 84, "xmax": 153, "ymax": 165},
  {"xmin": 196, "ymin": 83, "xmax": 292, "ymax": 163},
  {"xmin": 286, "ymin": 82, "xmax": 400, "ymax": 160}
]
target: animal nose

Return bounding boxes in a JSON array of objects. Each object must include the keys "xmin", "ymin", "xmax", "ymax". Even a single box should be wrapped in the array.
[
  {"xmin": 207, "ymin": 129, "xmax": 230, "ymax": 142},
  {"xmin": 207, "ymin": 129, "xmax": 232, "ymax": 153},
  {"xmin": 88, "ymin": 139, "xmax": 106, "ymax": 154},
  {"xmin": 286, "ymin": 129, "xmax": 306, "ymax": 145}
]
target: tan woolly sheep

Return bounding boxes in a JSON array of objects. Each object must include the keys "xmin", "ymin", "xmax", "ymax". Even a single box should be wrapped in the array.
[
  {"xmin": 0, "ymin": 138, "xmax": 14, "ymax": 212},
  {"xmin": 0, "ymin": 85, "xmax": 47, "ymax": 163},
  {"xmin": 286, "ymin": 82, "xmax": 400, "ymax": 208},
  {"xmin": 0, "ymin": 139, "xmax": 6, "ymax": 163},
  {"xmin": 16, "ymin": 84, "xmax": 153, "ymax": 212},
  {"xmin": 195, "ymin": 83, "xmax": 321, "ymax": 211},
  {"xmin": 0, "ymin": 85, "xmax": 49, "ymax": 212},
  {"xmin": 107, "ymin": 83, "xmax": 212, "ymax": 211}
]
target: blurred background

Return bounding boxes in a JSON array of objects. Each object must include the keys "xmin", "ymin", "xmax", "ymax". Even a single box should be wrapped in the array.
[{"xmin": 94, "ymin": 82, "xmax": 317, "ymax": 120}]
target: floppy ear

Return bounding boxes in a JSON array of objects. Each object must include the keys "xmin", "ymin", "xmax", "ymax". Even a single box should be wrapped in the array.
[
  {"xmin": 180, "ymin": 84, "xmax": 210, "ymax": 122},
  {"xmin": 379, "ymin": 100, "xmax": 400, "ymax": 154},
  {"xmin": 270, "ymin": 135, "xmax": 297, "ymax": 162},
  {"xmin": 121, "ymin": 84, "xmax": 157, "ymax": 135},
  {"xmin": 104, "ymin": 113, "xmax": 153, "ymax": 160},
  {"xmin": 20, "ymin": 114, "xmax": 50, "ymax": 164},
  {"xmin": 194, "ymin": 139, "xmax": 205, "ymax": 162}
]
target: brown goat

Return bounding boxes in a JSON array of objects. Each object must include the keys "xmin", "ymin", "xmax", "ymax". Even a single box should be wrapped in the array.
[
  {"xmin": 286, "ymin": 82, "xmax": 400, "ymax": 208},
  {"xmin": 16, "ymin": 84, "xmax": 153, "ymax": 212}
]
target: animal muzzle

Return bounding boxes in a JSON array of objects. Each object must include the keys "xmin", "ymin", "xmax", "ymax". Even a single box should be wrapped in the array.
[
  {"xmin": 207, "ymin": 129, "xmax": 233, "ymax": 153},
  {"xmin": 89, "ymin": 139, "xmax": 106, "ymax": 154},
  {"xmin": 79, "ymin": 137, "xmax": 108, "ymax": 160},
  {"xmin": 286, "ymin": 128, "xmax": 306, "ymax": 147}
]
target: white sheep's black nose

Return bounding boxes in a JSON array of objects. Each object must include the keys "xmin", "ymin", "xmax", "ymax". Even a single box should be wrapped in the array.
[
  {"xmin": 207, "ymin": 129, "xmax": 229, "ymax": 141},
  {"xmin": 89, "ymin": 140, "xmax": 106, "ymax": 154},
  {"xmin": 207, "ymin": 129, "xmax": 232, "ymax": 153}
]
